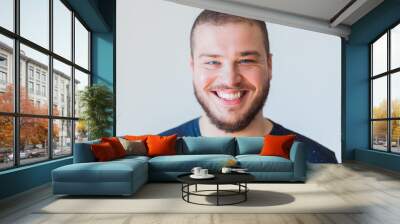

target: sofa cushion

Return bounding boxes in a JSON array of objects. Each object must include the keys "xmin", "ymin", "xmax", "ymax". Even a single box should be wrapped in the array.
[
  {"xmin": 91, "ymin": 142, "xmax": 118, "ymax": 161},
  {"xmin": 236, "ymin": 155, "xmax": 293, "ymax": 172},
  {"xmin": 236, "ymin": 137, "xmax": 264, "ymax": 155},
  {"xmin": 179, "ymin": 137, "xmax": 235, "ymax": 155},
  {"xmin": 101, "ymin": 137, "xmax": 127, "ymax": 158},
  {"xmin": 148, "ymin": 154, "xmax": 235, "ymax": 172},
  {"xmin": 115, "ymin": 155, "xmax": 150, "ymax": 163},
  {"xmin": 118, "ymin": 138, "xmax": 147, "ymax": 156},
  {"xmin": 74, "ymin": 140, "xmax": 100, "ymax": 163},
  {"xmin": 53, "ymin": 157, "xmax": 148, "ymax": 183},
  {"xmin": 147, "ymin": 135, "xmax": 177, "ymax": 157},
  {"xmin": 260, "ymin": 134, "xmax": 296, "ymax": 159}
]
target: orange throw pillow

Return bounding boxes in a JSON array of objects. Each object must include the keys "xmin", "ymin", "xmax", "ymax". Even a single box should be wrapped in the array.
[
  {"xmin": 101, "ymin": 137, "xmax": 127, "ymax": 158},
  {"xmin": 259, "ymin": 134, "xmax": 296, "ymax": 159},
  {"xmin": 146, "ymin": 135, "xmax": 177, "ymax": 157},
  {"xmin": 91, "ymin": 142, "xmax": 117, "ymax": 161}
]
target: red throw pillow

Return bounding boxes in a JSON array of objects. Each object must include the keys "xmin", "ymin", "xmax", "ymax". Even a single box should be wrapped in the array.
[
  {"xmin": 101, "ymin": 137, "xmax": 127, "ymax": 158},
  {"xmin": 91, "ymin": 142, "xmax": 117, "ymax": 161},
  {"xmin": 146, "ymin": 135, "xmax": 177, "ymax": 157},
  {"xmin": 259, "ymin": 134, "xmax": 296, "ymax": 159}
]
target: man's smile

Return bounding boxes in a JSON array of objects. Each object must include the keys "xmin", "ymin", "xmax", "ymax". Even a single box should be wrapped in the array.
[{"xmin": 210, "ymin": 89, "xmax": 249, "ymax": 106}]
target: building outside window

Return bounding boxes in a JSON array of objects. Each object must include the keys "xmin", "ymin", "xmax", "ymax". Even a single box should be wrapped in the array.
[
  {"xmin": 0, "ymin": 54, "xmax": 7, "ymax": 90},
  {"xmin": 35, "ymin": 83, "xmax": 40, "ymax": 95},
  {"xmin": 28, "ymin": 66, "xmax": 34, "ymax": 80},
  {"xmin": 0, "ymin": 54, "xmax": 7, "ymax": 67},
  {"xmin": 54, "ymin": 88, "xmax": 58, "ymax": 103},
  {"xmin": 42, "ymin": 85, "xmax": 46, "ymax": 97},
  {"xmin": 0, "ymin": 71, "xmax": 6, "ymax": 84},
  {"xmin": 35, "ymin": 70, "xmax": 40, "ymax": 81},
  {"xmin": 28, "ymin": 81, "xmax": 34, "ymax": 94},
  {"xmin": 41, "ymin": 73, "xmax": 46, "ymax": 83}
]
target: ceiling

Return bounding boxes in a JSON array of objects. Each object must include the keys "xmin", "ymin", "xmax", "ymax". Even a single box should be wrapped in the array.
[
  {"xmin": 166, "ymin": 0, "xmax": 384, "ymax": 38},
  {"xmin": 226, "ymin": 0, "xmax": 353, "ymax": 22}
]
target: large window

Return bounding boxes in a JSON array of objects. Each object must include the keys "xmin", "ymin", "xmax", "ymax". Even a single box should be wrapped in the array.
[
  {"xmin": 371, "ymin": 23, "xmax": 400, "ymax": 153},
  {"xmin": 0, "ymin": 0, "xmax": 91, "ymax": 171}
]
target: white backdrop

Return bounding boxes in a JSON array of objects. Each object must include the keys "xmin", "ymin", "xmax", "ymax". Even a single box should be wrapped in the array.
[{"xmin": 116, "ymin": 0, "xmax": 342, "ymax": 162}]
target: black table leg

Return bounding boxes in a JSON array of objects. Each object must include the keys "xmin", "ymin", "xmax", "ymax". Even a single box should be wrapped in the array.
[
  {"xmin": 187, "ymin": 184, "xmax": 190, "ymax": 202},
  {"xmin": 245, "ymin": 183, "xmax": 247, "ymax": 201},
  {"xmin": 217, "ymin": 184, "xmax": 219, "ymax": 206},
  {"xmin": 195, "ymin": 184, "xmax": 197, "ymax": 192}
]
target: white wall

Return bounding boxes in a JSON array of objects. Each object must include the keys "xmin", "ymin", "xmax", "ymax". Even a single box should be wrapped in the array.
[
  {"xmin": 265, "ymin": 24, "xmax": 341, "ymax": 162},
  {"xmin": 116, "ymin": 0, "xmax": 342, "ymax": 162}
]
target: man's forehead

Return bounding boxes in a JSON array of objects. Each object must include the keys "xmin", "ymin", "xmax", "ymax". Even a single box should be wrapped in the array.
[
  {"xmin": 191, "ymin": 20, "xmax": 268, "ymax": 57},
  {"xmin": 194, "ymin": 21, "xmax": 258, "ymax": 33}
]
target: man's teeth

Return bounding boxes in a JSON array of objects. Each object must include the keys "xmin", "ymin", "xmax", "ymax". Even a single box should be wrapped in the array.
[{"xmin": 216, "ymin": 91, "xmax": 242, "ymax": 100}]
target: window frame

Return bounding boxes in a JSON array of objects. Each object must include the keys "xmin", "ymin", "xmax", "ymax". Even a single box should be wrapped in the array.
[
  {"xmin": 0, "ymin": 0, "xmax": 92, "ymax": 171},
  {"xmin": 370, "ymin": 21, "xmax": 400, "ymax": 154}
]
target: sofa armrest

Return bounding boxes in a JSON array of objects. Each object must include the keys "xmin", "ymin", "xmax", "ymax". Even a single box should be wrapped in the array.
[
  {"xmin": 73, "ymin": 140, "xmax": 100, "ymax": 163},
  {"xmin": 289, "ymin": 141, "xmax": 306, "ymax": 181}
]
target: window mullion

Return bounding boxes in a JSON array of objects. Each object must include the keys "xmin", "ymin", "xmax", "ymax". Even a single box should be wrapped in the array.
[
  {"xmin": 13, "ymin": 0, "xmax": 20, "ymax": 167},
  {"xmin": 49, "ymin": 0, "xmax": 54, "ymax": 160},
  {"xmin": 388, "ymin": 30, "xmax": 391, "ymax": 152},
  {"xmin": 370, "ymin": 45, "xmax": 373, "ymax": 149},
  {"xmin": 71, "ymin": 10, "xmax": 76, "ymax": 155}
]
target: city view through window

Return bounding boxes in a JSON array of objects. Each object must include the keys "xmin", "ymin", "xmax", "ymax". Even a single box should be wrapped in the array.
[
  {"xmin": 0, "ymin": 0, "xmax": 90, "ymax": 170},
  {"xmin": 371, "ymin": 23, "xmax": 400, "ymax": 153}
]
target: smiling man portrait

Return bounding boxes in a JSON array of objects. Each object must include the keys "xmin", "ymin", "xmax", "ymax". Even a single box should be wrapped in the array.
[{"xmin": 160, "ymin": 10, "xmax": 337, "ymax": 163}]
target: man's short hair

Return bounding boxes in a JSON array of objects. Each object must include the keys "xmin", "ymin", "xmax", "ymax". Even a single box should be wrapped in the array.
[{"xmin": 190, "ymin": 10, "xmax": 270, "ymax": 57}]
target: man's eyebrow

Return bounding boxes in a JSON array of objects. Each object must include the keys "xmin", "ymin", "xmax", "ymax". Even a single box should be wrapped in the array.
[
  {"xmin": 240, "ymin": 51, "xmax": 261, "ymax": 57},
  {"xmin": 198, "ymin": 51, "xmax": 261, "ymax": 58},
  {"xmin": 198, "ymin": 54, "xmax": 221, "ymax": 58}
]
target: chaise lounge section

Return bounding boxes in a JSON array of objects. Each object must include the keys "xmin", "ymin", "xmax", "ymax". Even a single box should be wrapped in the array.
[{"xmin": 52, "ymin": 140, "xmax": 149, "ymax": 196}]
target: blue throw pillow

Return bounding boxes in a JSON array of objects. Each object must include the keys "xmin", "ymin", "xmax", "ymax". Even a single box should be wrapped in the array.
[{"xmin": 236, "ymin": 137, "xmax": 264, "ymax": 155}]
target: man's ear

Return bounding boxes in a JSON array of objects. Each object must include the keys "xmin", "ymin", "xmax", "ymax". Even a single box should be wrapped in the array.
[{"xmin": 267, "ymin": 53, "xmax": 272, "ymax": 81}]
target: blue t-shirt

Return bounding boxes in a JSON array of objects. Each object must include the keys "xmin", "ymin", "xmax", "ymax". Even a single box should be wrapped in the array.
[{"xmin": 160, "ymin": 117, "xmax": 337, "ymax": 163}]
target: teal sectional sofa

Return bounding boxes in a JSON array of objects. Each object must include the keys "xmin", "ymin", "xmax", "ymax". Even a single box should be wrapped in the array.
[{"xmin": 52, "ymin": 137, "xmax": 306, "ymax": 196}]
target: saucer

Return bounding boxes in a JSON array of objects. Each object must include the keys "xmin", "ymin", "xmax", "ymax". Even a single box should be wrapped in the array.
[
  {"xmin": 232, "ymin": 170, "xmax": 249, "ymax": 174},
  {"xmin": 190, "ymin": 174, "xmax": 215, "ymax": 179}
]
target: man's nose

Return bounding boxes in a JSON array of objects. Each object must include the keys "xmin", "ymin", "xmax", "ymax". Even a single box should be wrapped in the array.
[{"xmin": 220, "ymin": 62, "xmax": 242, "ymax": 87}]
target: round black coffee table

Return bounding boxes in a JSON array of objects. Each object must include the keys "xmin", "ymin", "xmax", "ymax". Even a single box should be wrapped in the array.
[{"xmin": 177, "ymin": 173, "xmax": 255, "ymax": 206}]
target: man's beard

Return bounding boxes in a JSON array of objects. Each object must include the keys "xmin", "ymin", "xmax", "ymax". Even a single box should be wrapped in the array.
[{"xmin": 194, "ymin": 81, "xmax": 270, "ymax": 133}]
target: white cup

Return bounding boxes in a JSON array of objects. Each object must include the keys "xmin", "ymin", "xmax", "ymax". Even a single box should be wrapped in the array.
[
  {"xmin": 200, "ymin": 169, "xmax": 208, "ymax": 176},
  {"xmin": 221, "ymin": 167, "xmax": 232, "ymax": 174},
  {"xmin": 191, "ymin": 167, "xmax": 202, "ymax": 176}
]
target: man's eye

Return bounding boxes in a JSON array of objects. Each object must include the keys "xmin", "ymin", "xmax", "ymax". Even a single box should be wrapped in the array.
[
  {"xmin": 205, "ymin": 61, "xmax": 220, "ymax": 65},
  {"xmin": 239, "ymin": 59, "xmax": 255, "ymax": 64}
]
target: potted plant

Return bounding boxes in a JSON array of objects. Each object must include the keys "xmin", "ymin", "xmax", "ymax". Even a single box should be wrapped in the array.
[{"xmin": 79, "ymin": 84, "xmax": 114, "ymax": 140}]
